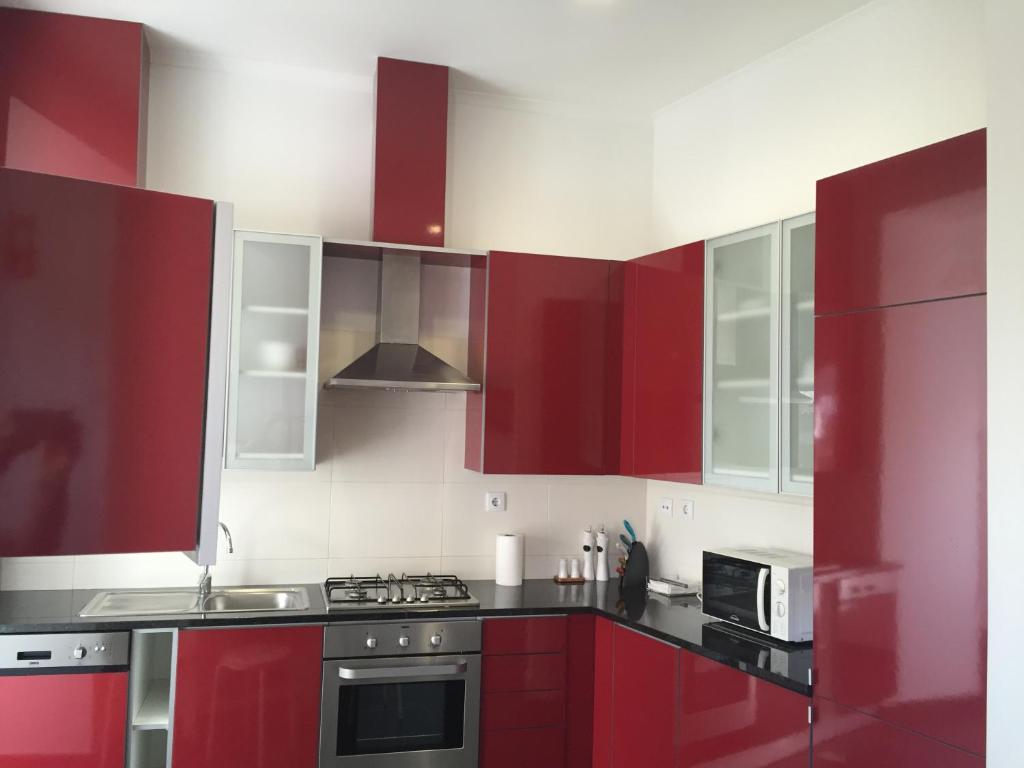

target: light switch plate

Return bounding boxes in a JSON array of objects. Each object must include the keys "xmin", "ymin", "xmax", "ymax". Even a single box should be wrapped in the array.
[
  {"xmin": 680, "ymin": 499, "xmax": 695, "ymax": 520},
  {"xmin": 659, "ymin": 497, "xmax": 673, "ymax": 516},
  {"xmin": 486, "ymin": 492, "xmax": 507, "ymax": 512}
]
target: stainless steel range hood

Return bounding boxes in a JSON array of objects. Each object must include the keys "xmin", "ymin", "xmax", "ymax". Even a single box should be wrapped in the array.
[{"xmin": 325, "ymin": 249, "xmax": 481, "ymax": 392}]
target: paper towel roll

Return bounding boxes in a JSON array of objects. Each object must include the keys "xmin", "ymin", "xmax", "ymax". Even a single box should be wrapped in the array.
[{"xmin": 495, "ymin": 533, "xmax": 524, "ymax": 586}]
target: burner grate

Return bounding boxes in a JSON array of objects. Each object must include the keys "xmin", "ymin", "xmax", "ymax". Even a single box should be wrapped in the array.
[{"xmin": 323, "ymin": 573, "xmax": 475, "ymax": 608}]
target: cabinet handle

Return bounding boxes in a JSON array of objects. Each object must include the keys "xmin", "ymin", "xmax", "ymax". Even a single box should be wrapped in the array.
[{"xmin": 756, "ymin": 568, "xmax": 770, "ymax": 632}]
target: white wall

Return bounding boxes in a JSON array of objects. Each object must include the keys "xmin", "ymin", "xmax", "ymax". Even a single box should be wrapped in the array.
[
  {"xmin": 985, "ymin": 0, "xmax": 1024, "ymax": 763},
  {"xmin": 0, "ymin": 56, "xmax": 649, "ymax": 591},
  {"xmin": 644, "ymin": 0, "xmax": 985, "ymax": 582}
]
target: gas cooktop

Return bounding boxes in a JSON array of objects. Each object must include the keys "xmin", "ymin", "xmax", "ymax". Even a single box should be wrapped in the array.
[{"xmin": 322, "ymin": 574, "xmax": 479, "ymax": 611}]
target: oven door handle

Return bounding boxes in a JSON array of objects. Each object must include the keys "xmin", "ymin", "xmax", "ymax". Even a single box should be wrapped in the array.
[{"xmin": 338, "ymin": 660, "xmax": 469, "ymax": 681}]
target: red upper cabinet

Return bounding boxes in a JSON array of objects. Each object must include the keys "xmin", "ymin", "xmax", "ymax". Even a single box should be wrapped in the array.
[
  {"xmin": 620, "ymin": 242, "xmax": 704, "ymax": 482},
  {"xmin": 816, "ymin": 129, "xmax": 986, "ymax": 315},
  {"xmin": 0, "ymin": 671, "xmax": 128, "ymax": 768},
  {"xmin": 611, "ymin": 624, "xmax": 679, "ymax": 768},
  {"xmin": 372, "ymin": 57, "xmax": 449, "ymax": 247},
  {"xmin": 813, "ymin": 697, "xmax": 984, "ymax": 768},
  {"xmin": 172, "ymin": 626, "xmax": 323, "ymax": 768},
  {"xmin": 813, "ymin": 296, "xmax": 987, "ymax": 755},
  {"xmin": 0, "ymin": 8, "xmax": 149, "ymax": 187},
  {"xmin": 678, "ymin": 650, "xmax": 808, "ymax": 768},
  {"xmin": 466, "ymin": 251, "xmax": 620, "ymax": 475},
  {"xmin": 0, "ymin": 168, "xmax": 216, "ymax": 557}
]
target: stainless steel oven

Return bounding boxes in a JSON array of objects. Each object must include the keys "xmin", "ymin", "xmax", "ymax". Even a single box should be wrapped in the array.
[{"xmin": 320, "ymin": 619, "xmax": 481, "ymax": 768}]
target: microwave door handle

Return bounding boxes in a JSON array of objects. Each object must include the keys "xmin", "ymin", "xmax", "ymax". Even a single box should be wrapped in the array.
[
  {"xmin": 338, "ymin": 660, "xmax": 468, "ymax": 681},
  {"xmin": 756, "ymin": 567, "xmax": 770, "ymax": 632}
]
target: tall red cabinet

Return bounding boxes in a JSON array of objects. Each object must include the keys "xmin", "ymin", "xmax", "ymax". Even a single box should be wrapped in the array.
[
  {"xmin": 0, "ymin": 8, "xmax": 149, "ymax": 187},
  {"xmin": 0, "ymin": 168, "xmax": 224, "ymax": 557},
  {"xmin": 465, "ymin": 251, "xmax": 621, "ymax": 474},
  {"xmin": 813, "ymin": 130, "xmax": 987, "ymax": 760}
]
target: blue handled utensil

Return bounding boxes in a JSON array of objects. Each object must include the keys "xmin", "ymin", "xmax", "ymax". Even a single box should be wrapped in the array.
[
  {"xmin": 623, "ymin": 519, "xmax": 638, "ymax": 542},
  {"xmin": 619, "ymin": 533, "xmax": 633, "ymax": 551}
]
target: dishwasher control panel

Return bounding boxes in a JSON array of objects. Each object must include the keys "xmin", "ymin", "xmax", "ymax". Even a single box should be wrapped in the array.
[{"xmin": 0, "ymin": 632, "xmax": 130, "ymax": 670}]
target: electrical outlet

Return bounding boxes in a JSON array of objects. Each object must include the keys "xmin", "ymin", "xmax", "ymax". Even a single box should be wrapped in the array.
[
  {"xmin": 679, "ymin": 499, "xmax": 695, "ymax": 521},
  {"xmin": 659, "ymin": 497, "xmax": 673, "ymax": 516},
  {"xmin": 485, "ymin": 492, "xmax": 507, "ymax": 512}
]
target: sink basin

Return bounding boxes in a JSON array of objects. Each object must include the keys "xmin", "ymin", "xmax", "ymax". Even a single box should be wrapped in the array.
[
  {"xmin": 79, "ymin": 589, "xmax": 200, "ymax": 617},
  {"xmin": 78, "ymin": 586, "xmax": 310, "ymax": 617},
  {"xmin": 201, "ymin": 587, "xmax": 310, "ymax": 613}
]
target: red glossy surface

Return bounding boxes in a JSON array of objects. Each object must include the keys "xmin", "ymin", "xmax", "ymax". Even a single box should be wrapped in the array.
[
  {"xmin": 481, "ymin": 689, "xmax": 567, "ymax": 730},
  {"xmin": 473, "ymin": 251, "xmax": 615, "ymax": 474},
  {"xmin": 483, "ymin": 616, "xmax": 567, "ymax": 655},
  {"xmin": 618, "ymin": 261, "xmax": 639, "ymax": 475},
  {"xmin": 813, "ymin": 697, "xmax": 984, "ymax": 768},
  {"xmin": 678, "ymin": 650, "xmax": 808, "ymax": 768},
  {"xmin": 566, "ymin": 614, "xmax": 595, "ymax": 768},
  {"xmin": 816, "ymin": 129, "xmax": 986, "ymax": 314},
  {"xmin": 592, "ymin": 617, "xmax": 614, "ymax": 768},
  {"xmin": 605, "ymin": 261, "xmax": 626, "ymax": 474},
  {"xmin": 482, "ymin": 652, "xmax": 566, "ymax": 692},
  {"xmin": 0, "ymin": 168, "xmax": 214, "ymax": 556},
  {"xmin": 480, "ymin": 727, "xmax": 565, "ymax": 768},
  {"xmin": 612, "ymin": 624, "xmax": 679, "ymax": 768},
  {"xmin": 814, "ymin": 296, "xmax": 987, "ymax": 755},
  {"xmin": 0, "ymin": 671, "xmax": 127, "ymax": 767},
  {"xmin": 172, "ymin": 626, "xmax": 323, "ymax": 768},
  {"xmin": 622, "ymin": 242, "xmax": 704, "ymax": 482},
  {"xmin": 465, "ymin": 255, "xmax": 487, "ymax": 471},
  {"xmin": 372, "ymin": 57, "xmax": 448, "ymax": 247},
  {"xmin": 0, "ymin": 8, "xmax": 147, "ymax": 186}
]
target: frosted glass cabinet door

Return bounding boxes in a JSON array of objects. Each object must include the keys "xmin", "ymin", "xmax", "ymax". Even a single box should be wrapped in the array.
[
  {"xmin": 703, "ymin": 223, "xmax": 780, "ymax": 492},
  {"xmin": 781, "ymin": 213, "xmax": 815, "ymax": 495},
  {"xmin": 226, "ymin": 231, "xmax": 322, "ymax": 470}
]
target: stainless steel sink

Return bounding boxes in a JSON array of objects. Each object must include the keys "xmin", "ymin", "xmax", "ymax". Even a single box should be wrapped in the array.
[
  {"xmin": 78, "ymin": 586, "xmax": 309, "ymax": 617},
  {"xmin": 200, "ymin": 587, "xmax": 309, "ymax": 613}
]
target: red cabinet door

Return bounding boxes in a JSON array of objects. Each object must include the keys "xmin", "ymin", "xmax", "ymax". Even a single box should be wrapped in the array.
[
  {"xmin": 814, "ymin": 296, "xmax": 986, "ymax": 755},
  {"xmin": 678, "ymin": 650, "xmax": 808, "ymax": 768},
  {"xmin": 481, "ymin": 727, "xmax": 566, "ymax": 768},
  {"xmin": 172, "ymin": 626, "xmax": 323, "ymax": 768},
  {"xmin": 566, "ymin": 614, "xmax": 595, "ymax": 768},
  {"xmin": 612, "ymin": 624, "xmax": 679, "ymax": 768},
  {"xmin": 0, "ymin": 671, "xmax": 128, "ymax": 767},
  {"xmin": 0, "ymin": 8, "xmax": 147, "ymax": 186},
  {"xmin": 0, "ymin": 168, "xmax": 214, "ymax": 557},
  {"xmin": 621, "ymin": 242, "xmax": 704, "ymax": 482},
  {"xmin": 816, "ymin": 129, "xmax": 985, "ymax": 315},
  {"xmin": 592, "ymin": 617, "xmax": 614, "ymax": 768},
  {"xmin": 483, "ymin": 616, "xmax": 567, "ymax": 655},
  {"xmin": 813, "ymin": 697, "xmax": 984, "ymax": 768},
  {"xmin": 468, "ymin": 251, "xmax": 617, "ymax": 474}
]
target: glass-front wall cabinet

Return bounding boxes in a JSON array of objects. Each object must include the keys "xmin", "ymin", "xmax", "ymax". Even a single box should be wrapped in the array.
[
  {"xmin": 703, "ymin": 214, "xmax": 814, "ymax": 496},
  {"xmin": 226, "ymin": 231, "xmax": 322, "ymax": 470}
]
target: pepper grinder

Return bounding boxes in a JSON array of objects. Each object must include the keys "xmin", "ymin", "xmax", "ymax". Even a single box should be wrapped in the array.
[
  {"xmin": 595, "ymin": 527, "xmax": 610, "ymax": 582},
  {"xmin": 581, "ymin": 527, "xmax": 596, "ymax": 581}
]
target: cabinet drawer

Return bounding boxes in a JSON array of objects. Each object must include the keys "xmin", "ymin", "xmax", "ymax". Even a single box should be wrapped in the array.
[
  {"xmin": 481, "ymin": 727, "xmax": 566, "ymax": 768},
  {"xmin": 483, "ymin": 653, "xmax": 566, "ymax": 692},
  {"xmin": 482, "ymin": 689, "xmax": 567, "ymax": 730},
  {"xmin": 483, "ymin": 617, "xmax": 567, "ymax": 655}
]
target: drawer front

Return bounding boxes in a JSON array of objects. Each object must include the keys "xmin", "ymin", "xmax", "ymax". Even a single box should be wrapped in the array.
[
  {"xmin": 482, "ymin": 689, "xmax": 567, "ymax": 730},
  {"xmin": 481, "ymin": 727, "xmax": 566, "ymax": 768},
  {"xmin": 483, "ymin": 617, "xmax": 567, "ymax": 655},
  {"xmin": 483, "ymin": 653, "xmax": 566, "ymax": 692}
]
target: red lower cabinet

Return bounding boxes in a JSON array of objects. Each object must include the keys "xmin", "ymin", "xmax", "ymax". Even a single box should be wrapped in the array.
[
  {"xmin": 678, "ymin": 651, "xmax": 809, "ymax": 768},
  {"xmin": 566, "ymin": 614, "xmax": 596, "ymax": 768},
  {"xmin": 482, "ymin": 616, "xmax": 567, "ymax": 655},
  {"xmin": 0, "ymin": 671, "xmax": 128, "ymax": 767},
  {"xmin": 592, "ymin": 617, "xmax": 615, "ymax": 768},
  {"xmin": 481, "ymin": 727, "xmax": 566, "ymax": 768},
  {"xmin": 172, "ymin": 626, "xmax": 323, "ymax": 768},
  {"xmin": 813, "ymin": 697, "xmax": 984, "ymax": 768},
  {"xmin": 611, "ymin": 624, "xmax": 679, "ymax": 768}
]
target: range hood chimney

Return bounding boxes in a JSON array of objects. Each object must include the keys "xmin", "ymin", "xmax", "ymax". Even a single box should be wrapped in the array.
[{"xmin": 325, "ymin": 250, "xmax": 480, "ymax": 392}]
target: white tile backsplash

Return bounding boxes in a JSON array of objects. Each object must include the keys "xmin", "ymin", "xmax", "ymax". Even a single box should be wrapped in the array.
[{"xmin": 1, "ymin": 389, "xmax": 646, "ymax": 590}]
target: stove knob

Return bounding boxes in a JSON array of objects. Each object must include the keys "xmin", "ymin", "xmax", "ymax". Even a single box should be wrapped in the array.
[
  {"xmin": 73, "ymin": 646, "xmax": 87, "ymax": 660},
  {"xmin": 398, "ymin": 636, "xmax": 410, "ymax": 648},
  {"xmin": 430, "ymin": 634, "xmax": 443, "ymax": 648},
  {"xmin": 365, "ymin": 637, "xmax": 378, "ymax": 650}
]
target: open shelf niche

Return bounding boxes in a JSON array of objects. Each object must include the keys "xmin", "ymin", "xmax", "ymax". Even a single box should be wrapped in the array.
[{"xmin": 127, "ymin": 628, "xmax": 178, "ymax": 768}]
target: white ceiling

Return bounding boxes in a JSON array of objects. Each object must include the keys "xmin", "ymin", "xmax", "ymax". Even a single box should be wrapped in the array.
[{"xmin": 5, "ymin": 0, "xmax": 874, "ymax": 113}]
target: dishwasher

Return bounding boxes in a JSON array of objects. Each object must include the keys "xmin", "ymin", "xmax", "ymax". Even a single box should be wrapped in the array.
[{"xmin": 0, "ymin": 631, "xmax": 130, "ymax": 767}]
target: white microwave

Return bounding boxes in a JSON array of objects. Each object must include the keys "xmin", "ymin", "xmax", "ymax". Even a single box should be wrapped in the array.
[{"xmin": 702, "ymin": 547, "xmax": 813, "ymax": 643}]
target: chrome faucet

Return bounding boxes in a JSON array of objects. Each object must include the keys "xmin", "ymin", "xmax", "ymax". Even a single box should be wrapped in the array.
[{"xmin": 198, "ymin": 522, "xmax": 235, "ymax": 600}]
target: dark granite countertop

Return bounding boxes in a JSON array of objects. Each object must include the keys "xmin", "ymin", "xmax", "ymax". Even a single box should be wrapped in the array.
[{"xmin": 0, "ymin": 579, "xmax": 811, "ymax": 696}]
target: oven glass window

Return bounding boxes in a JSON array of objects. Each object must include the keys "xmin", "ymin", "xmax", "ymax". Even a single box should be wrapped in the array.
[
  {"xmin": 702, "ymin": 553, "xmax": 768, "ymax": 631},
  {"xmin": 336, "ymin": 680, "xmax": 465, "ymax": 756}
]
